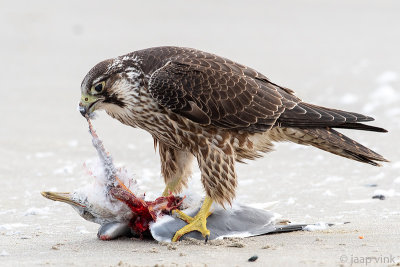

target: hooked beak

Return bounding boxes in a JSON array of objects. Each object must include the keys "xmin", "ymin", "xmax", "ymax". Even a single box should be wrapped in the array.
[
  {"xmin": 41, "ymin": 191, "xmax": 85, "ymax": 207},
  {"xmin": 79, "ymin": 94, "xmax": 102, "ymax": 117}
]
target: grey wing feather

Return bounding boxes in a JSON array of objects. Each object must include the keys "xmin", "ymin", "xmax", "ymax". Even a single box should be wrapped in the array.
[{"xmin": 150, "ymin": 204, "xmax": 305, "ymax": 241}]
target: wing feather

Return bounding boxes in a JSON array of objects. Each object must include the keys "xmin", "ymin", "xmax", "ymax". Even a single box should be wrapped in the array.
[
  {"xmin": 137, "ymin": 46, "xmax": 384, "ymax": 133},
  {"xmin": 148, "ymin": 54, "xmax": 297, "ymax": 131}
]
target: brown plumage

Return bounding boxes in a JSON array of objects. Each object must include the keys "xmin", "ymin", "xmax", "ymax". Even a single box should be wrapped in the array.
[{"xmin": 79, "ymin": 46, "xmax": 388, "ymax": 206}]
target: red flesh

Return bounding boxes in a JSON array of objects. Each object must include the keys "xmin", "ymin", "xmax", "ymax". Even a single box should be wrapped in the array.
[
  {"xmin": 110, "ymin": 187, "xmax": 183, "ymax": 237},
  {"xmin": 86, "ymin": 117, "xmax": 183, "ymax": 238}
]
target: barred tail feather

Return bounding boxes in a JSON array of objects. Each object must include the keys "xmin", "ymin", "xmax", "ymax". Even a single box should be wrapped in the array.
[{"xmin": 282, "ymin": 127, "xmax": 388, "ymax": 166}]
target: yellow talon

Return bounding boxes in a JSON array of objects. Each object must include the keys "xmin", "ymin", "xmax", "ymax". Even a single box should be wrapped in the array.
[
  {"xmin": 172, "ymin": 209, "xmax": 195, "ymax": 224},
  {"xmin": 172, "ymin": 196, "xmax": 213, "ymax": 242}
]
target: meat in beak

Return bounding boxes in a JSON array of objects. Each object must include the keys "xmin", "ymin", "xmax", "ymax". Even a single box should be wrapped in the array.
[{"xmin": 79, "ymin": 94, "xmax": 101, "ymax": 117}]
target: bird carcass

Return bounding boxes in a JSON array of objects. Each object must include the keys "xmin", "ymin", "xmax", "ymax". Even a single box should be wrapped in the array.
[
  {"xmin": 42, "ymin": 116, "xmax": 183, "ymax": 240},
  {"xmin": 42, "ymin": 116, "xmax": 320, "ymax": 242}
]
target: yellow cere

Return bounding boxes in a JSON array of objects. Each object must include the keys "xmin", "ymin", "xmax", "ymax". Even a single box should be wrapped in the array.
[{"xmin": 81, "ymin": 94, "xmax": 98, "ymax": 104}]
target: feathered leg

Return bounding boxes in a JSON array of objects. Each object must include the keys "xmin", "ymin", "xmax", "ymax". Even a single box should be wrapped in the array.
[
  {"xmin": 158, "ymin": 141, "xmax": 194, "ymax": 196},
  {"xmin": 172, "ymin": 142, "xmax": 237, "ymax": 241}
]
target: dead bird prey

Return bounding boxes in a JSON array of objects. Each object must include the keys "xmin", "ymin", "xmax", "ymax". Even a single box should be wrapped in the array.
[
  {"xmin": 41, "ymin": 118, "xmax": 311, "ymax": 241},
  {"xmin": 78, "ymin": 46, "xmax": 388, "ymax": 241},
  {"xmin": 42, "ymin": 117, "xmax": 182, "ymax": 240}
]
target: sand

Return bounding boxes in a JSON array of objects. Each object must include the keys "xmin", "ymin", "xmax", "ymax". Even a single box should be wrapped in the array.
[{"xmin": 1, "ymin": 0, "xmax": 400, "ymax": 266}]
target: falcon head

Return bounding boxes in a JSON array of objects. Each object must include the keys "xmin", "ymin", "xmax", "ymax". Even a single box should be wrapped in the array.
[{"xmin": 79, "ymin": 56, "xmax": 145, "ymax": 118}]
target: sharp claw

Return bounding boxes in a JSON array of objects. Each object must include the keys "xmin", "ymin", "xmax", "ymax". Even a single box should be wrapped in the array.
[{"xmin": 205, "ymin": 235, "xmax": 209, "ymax": 244}]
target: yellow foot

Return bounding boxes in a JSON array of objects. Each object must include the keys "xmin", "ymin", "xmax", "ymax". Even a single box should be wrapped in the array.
[
  {"xmin": 162, "ymin": 178, "xmax": 182, "ymax": 197},
  {"xmin": 162, "ymin": 186, "xmax": 170, "ymax": 197},
  {"xmin": 172, "ymin": 197, "xmax": 213, "ymax": 242}
]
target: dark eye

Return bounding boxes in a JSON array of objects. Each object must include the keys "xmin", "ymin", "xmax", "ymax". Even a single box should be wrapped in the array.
[
  {"xmin": 94, "ymin": 83, "xmax": 103, "ymax": 92},
  {"xmin": 91, "ymin": 81, "xmax": 105, "ymax": 94}
]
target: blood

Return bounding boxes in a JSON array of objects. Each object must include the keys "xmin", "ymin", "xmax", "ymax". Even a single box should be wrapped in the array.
[
  {"xmin": 85, "ymin": 116, "xmax": 183, "ymax": 238},
  {"xmin": 110, "ymin": 187, "xmax": 183, "ymax": 238}
]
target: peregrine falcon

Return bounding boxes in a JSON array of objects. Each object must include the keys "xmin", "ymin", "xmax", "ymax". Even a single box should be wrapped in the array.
[{"xmin": 79, "ymin": 46, "xmax": 387, "ymax": 241}]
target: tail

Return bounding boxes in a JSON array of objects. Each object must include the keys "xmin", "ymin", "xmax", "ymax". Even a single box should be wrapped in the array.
[
  {"xmin": 282, "ymin": 127, "xmax": 388, "ymax": 166},
  {"xmin": 276, "ymin": 102, "xmax": 388, "ymax": 166}
]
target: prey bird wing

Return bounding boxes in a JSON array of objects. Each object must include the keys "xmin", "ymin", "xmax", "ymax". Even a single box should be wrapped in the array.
[
  {"xmin": 148, "ymin": 51, "xmax": 300, "ymax": 133},
  {"xmin": 150, "ymin": 203, "xmax": 309, "ymax": 242}
]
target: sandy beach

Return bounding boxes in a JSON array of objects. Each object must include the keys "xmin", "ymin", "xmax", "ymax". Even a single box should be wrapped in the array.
[{"xmin": 1, "ymin": 1, "xmax": 399, "ymax": 266}]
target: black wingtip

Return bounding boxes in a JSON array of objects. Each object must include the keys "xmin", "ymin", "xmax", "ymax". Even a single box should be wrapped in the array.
[{"xmin": 333, "ymin": 123, "xmax": 388, "ymax": 133}]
